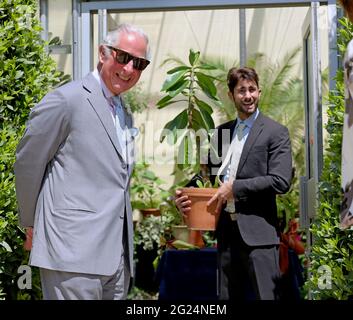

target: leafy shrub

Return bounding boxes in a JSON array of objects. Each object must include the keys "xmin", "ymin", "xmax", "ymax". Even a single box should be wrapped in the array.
[
  {"xmin": 305, "ymin": 17, "xmax": 353, "ymax": 300},
  {"xmin": 133, "ymin": 198, "xmax": 181, "ymax": 253},
  {"xmin": 0, "ymin": 0, "xmax": 66, "ymax": 299},
  {"xmin": 130, "ymin": 162, "xmax": 170, "ymax": 210},
  {"xmin": 0, "ymin": 125, "xmax": 23, "ymax": 299}
]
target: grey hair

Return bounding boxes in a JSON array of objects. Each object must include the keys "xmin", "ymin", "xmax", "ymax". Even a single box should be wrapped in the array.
[{"xmin": 102, "ymin": 23, "xmax": 151, "ymax": 61}]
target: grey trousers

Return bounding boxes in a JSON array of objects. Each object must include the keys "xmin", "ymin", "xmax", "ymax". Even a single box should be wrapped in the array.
[{"xmin": 39, "ymin": 255, "xmax": 130, "ymax": 300}]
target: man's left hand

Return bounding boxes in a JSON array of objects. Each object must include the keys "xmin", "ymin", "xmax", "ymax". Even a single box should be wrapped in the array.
[
  {"xmin": 207, "ymin": 181, "xmax": 234, "ymax": 214},
  {"xmin": 23, "ymin": 227, "xmax": 33, "ymax": 251}
]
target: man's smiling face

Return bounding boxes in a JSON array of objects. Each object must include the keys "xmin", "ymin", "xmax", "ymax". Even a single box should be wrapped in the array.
[
  {"xmin": 228, "ymin": 79, "xmax": 261, "ymax": 120},
  {"xmin": 99, "ymin": 31, "xmax": 147, "ymax": 95}
]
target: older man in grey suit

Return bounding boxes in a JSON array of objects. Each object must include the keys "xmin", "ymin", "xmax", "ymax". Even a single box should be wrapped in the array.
[{"xmin": 14, "ymin": 23, "xmax": 150, "ymax": 300}]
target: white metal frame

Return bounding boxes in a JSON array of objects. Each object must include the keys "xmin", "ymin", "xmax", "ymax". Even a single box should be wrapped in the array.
[
  {"xmin": 300, "ymin": 3, "xmax": 323, "ymax": 299},
  {"xmin": 40, "ymin": 0, "xmax": 337, "ymax": 202},
  {"xmin": 76, "ymin": 0, "xmax": 332, "ymax": 79},
  {"xmin": 38, "ymin": 1, "xmax": 336, "ymax": 82}
]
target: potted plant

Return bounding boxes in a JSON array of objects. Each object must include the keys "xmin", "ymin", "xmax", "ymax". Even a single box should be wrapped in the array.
[
  {"xmin": 133, "ymin": 209, "xmax": 174, "ymax": 293},
  {"xmin": 180, "ymin": 178, "xmax": 221, "ymax": 231},
  {"xmin": 157, "ymin": 49, "xmax": 221, "ymax": 231},
  {"xmin": 133, "ymin": 200, "xmax": 179, "ymax": 292},
  {"xmin": 130, "ymin": 162, "xmax": 169, "ymax": 216}
]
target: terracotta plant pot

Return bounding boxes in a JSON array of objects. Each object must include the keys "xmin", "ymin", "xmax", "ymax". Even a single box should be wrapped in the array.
[
  {"xmin": 140, "ymin": 208, "xmax": 161, "ymax": 217},
  {"xmin": 171, "ymin": 225, "xmax": 205, "ymax": 248},
  {"xmin": 188, "ymin": 230, "xmax": 205, "ymax": 248},
  {"xmin": 180, "ymin": 187, "xmax": 219, "ymax": 231},
  {"xmin": 171, "ymin": 225, "xmax": 189, "ymax": 243}
]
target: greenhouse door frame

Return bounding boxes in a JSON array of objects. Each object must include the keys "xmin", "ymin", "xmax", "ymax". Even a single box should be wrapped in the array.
[
  {"xmin": 70, "ymin": 0, "xmax": 339, "ymax": 267},
  {"xmin": 75, "ymin": 0, "xmax": 338, "ymax": 208}
]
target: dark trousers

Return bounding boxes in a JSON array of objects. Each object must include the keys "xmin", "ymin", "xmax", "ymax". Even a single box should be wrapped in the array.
[{"xmin": 217, "ymin": 219, "xmax": 281, "ymax": 300}]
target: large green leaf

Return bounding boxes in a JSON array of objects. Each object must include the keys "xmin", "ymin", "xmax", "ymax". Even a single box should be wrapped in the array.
[
  {"xmin": 167, "ymin": 65, "xmax": 190, "ymax": 74},
  {"xmin": 156, "ymin": 94, "xmax": 174, "ymax": 107},
  {"xmin": 194, "ymin": 96, "xmax": 213, "ymax": 114},
  {"xmin": 189, "ymin": 49, "xmax": 200, "ymax": 66},
  {"xmin": 191, "ymin": 109, "xmax": 207, "ymax": 131},
  {"xmin": 197, "ymin": 63, "xmax": 218, "ymax": 70},
  {"xmin": 157, "ymin": 99, "xmax": 186, "ymax": 110},
  {"xmin": 161, "ymin": 69, "xmax": 188, "ymax": 92},
  {"xmin": 197, "ymin": 104, "xmax": 215, "ymax": 130},
  {"xmin": 195, "ymin": 72, "xmax": 218, "ymax": 100},
  {"xmin": 168, "ymin": 81, "xmax": 189, "ymax": 98},
  {"xmin": 160, "ymin": 110, "xmax": 188, "ymax": 143}
]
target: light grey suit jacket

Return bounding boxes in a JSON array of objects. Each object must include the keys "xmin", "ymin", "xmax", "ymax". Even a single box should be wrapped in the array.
[{"xmin": 14, "ymin": 72, "xmax": 135, "ymax": 276}]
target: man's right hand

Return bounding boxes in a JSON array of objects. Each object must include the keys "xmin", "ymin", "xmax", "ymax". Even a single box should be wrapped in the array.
[
  {"xmin": 175, "ymin": 189, "xmax": 191, "ymax": 220},
  {"xmin": 23, "ymin": 227, "xmax": 33, "ymax": 251}
]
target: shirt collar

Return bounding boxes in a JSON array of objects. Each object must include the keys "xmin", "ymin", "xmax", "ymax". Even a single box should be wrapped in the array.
[
  {"xmin": 92, "ymin": 68, "xmax": 116, "ymax": 101},
  {"xmin": 238, "ymin": 108, "xmax": 259, "ymax": 129}
]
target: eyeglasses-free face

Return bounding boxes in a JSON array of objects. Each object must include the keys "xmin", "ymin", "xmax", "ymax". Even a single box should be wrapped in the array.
[{"xmin": 106, "ymin": 45, "xmax": 150, "ymax": 71}]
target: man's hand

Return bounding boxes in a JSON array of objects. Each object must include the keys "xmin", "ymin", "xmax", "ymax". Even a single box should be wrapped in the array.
[
  {"xmin": 23, "ymin": 227, "xmax": 33, "ymax": 251},
  {"xmin": 207, "ymin": 181, "xmax": 234, "ymax": 214},
  {"xmin": 175, "ymin": 189, "xmax": 191, "ymax": 221}
]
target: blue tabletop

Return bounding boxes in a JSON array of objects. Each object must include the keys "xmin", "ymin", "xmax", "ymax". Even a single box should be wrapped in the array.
[{"xmin": 155, "ymin": 248, "xmax": 218, "ymax": 301}]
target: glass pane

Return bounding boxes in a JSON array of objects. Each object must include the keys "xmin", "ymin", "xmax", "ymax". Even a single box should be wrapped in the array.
[{"xmin": 47, "ymin": 0, "xmax": 73, "ymax": 76}]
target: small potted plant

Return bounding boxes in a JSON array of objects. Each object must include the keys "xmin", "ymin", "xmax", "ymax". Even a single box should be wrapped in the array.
[
  {"xmin": 133, "ymin": 206, "xmax": 175, "ymax": 293},
  {"xmin": 180, "ymin": 176, "xmax": 221, "ymax": 231},
  {"xmin": 130, "ymin": 162, "xmax": 169, "ymax": 216}
]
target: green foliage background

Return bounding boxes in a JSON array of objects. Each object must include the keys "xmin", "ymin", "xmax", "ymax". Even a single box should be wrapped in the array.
[
  {"xmin": 0, "ymin": 0, "xmax": 65, "ymax": 299},
  {"xmin": 305, "ymin": 17, "xmax": 353, "ymax": 300}
]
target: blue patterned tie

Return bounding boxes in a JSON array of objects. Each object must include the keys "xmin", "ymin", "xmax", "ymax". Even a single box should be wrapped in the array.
[{"xmin": 111, "ymin": 95, "xmax": 126, "ymax": 160}]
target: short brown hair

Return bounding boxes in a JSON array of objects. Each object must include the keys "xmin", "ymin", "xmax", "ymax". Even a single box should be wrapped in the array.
[
  {"xmin": 227, "ymin": 67, "xmax": 259, "ymax": 93},
  {"xmin": 339, "ymin": 0, "xmax": 353, "ymax": 22}
]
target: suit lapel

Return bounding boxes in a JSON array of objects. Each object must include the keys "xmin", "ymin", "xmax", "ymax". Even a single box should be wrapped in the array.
[
  {"xmin": 237, "ymin": 113, "xmax": 264, "ymax": 174},
  {"xmin": 219, "ymin": 120, "xmax": 236, "ymax": 156},
  {"xmin": 82, "ymin": 73, "xmax": 125, "ymax": 161},
  {"xmin": 214, "ymin": 120, "xmax": 236, "ymax": 179}
]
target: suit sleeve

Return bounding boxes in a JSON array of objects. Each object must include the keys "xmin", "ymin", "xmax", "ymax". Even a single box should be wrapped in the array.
[
  {"xmin": 233, "ymin": 125, "xmax": 292, "ymax": 199},
  {"xmin": 14, "ymin": 90, "xmax": 70, "ymax": 227}
]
